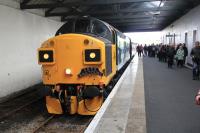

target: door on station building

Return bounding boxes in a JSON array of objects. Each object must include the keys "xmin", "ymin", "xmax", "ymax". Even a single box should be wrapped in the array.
[
  {"xmin": 168, "ymin": 35, "xmax": 172, "ymax": 44},
  {"xmin": 184, "ymin": 32, "xmax": 190, "ymax": 65},
  {"xmin": 173, "ymin": 33, "xmax": 176, "ymax": 44},
  {"xmin": 193, "ymin": 30, "xmax": 197, "ymax": 46},
  {"xmin": 185, "ymin": 32, "xmax": 188, "ymax": 47}
]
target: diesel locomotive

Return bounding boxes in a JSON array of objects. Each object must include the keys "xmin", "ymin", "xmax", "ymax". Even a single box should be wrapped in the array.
[{"xmin": 38, "ymin": 16, "xmax": 134, "ymax": 115}]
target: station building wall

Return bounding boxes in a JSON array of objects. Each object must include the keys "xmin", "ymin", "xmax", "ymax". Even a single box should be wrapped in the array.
[
  {"xmin": 162, "ymin": 5, "xmax": 200, "ymax": 65},
  {"xmin": 0, "ymin": 4, "xmax": 63, "ymax": 99}
]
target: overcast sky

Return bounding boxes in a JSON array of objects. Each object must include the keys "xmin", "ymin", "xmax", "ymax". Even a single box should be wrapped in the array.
[{"xmin": 125, "ymin": 32, "xmax": 162, "ymax": 45}]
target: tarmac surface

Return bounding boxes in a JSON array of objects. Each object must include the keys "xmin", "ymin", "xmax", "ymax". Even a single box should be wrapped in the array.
[{"xmin": 143, "ymin": 57, "xmax": 200, "ymax": 133}]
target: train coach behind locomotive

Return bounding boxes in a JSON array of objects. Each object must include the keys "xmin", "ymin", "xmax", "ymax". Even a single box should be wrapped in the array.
[{"xmin": 38, "ymin": 16, "xmax": 134, "ymax": 115}]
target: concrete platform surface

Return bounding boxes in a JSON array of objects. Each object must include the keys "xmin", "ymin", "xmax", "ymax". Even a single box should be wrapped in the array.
[
  {"xmin": 125, "ymin": 57, "xmax": 146, "ymax": 133},
  {"xmin": 85, "ymin": 56, "xmax": 147, "ymax": 133}
]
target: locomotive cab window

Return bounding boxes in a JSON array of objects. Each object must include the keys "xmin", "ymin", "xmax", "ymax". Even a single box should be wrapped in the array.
[
  {"xmin": 55, "ymin": 19, "xmax": 74, "ymax": 35},
  {"xmin": 55, "ymin": 17, "xmax": 114, "ymax": 43},
  {"xmin": 75, "ymin": 19, "xmax": 90, "ymax": 33},
  {"xmin": 91, "ymin": 20, "xmax": 112, "ymax": 42}
]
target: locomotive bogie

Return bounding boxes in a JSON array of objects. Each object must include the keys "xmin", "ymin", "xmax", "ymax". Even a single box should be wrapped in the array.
[{"xmin": 45, "ymin": 84, "xmax": 104, "ymax": 115}]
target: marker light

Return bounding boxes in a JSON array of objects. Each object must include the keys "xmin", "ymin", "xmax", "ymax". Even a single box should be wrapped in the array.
[
  {"xmin": 65, "ymin": 68, "xmax": 72, "ymax": 75},
  {"xmin": 43, "ymin": 53, "xmax": 49, "ymax": 59},
  {"xmin": 84, "ymin": 39, "xmax": 89, "ymax": 45},
  {"xmin": 90, "ymin": 52, "xmax": 96, "ymax": 59}
]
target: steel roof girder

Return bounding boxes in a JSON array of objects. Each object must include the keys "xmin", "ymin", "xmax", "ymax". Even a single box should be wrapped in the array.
[
  {"xmin": 45, "ymin": 5, "xmax": 181, "ymax": 17},
  {"xmin": 21, "ymin": 0, "xmax": 175, "ymax": 9}
]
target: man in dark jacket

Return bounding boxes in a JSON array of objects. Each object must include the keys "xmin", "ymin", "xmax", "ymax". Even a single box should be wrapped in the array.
[
  {"xmin": 183, "ymin": 43, "xmax": 188, "ymax": 64},
  {"xmin": 144, "ymin": 44, "xmax": 148, "ymax": 56},
  {"xmin": 148, "ymin": 45, "xmax": 152, "ymax": 57},
  {"xmin": 167, "ymin": 45, "xmax": 176, "ymax": 68},
  {"xmin": 191, "ymin": 41, "xmax": 200, "ymax": 80},
  {"xmin": 151, "ymin": 44, "xmax": 156, "ymax": 57}
]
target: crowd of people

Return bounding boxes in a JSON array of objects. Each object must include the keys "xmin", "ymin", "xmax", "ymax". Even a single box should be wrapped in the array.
[{"xmin": 136, "ymin": 41, "xmax": 200, "ymax": 80}]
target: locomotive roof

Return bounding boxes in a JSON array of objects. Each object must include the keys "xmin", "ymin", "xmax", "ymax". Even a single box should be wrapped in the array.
[{"xmin": 61, "ymin": 16, "xmax": 123, "ymax": 33}]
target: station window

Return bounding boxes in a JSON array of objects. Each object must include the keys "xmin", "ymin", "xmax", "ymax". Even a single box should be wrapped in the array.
[
  {"xmin": 185, "ymin": 32, "xmax": 188, "ymax": 47},
  {"xmin": 193, "ymin": 30, "xmax": 197, "ymax": 46},
  {"xmin": 173, "ymin": 33, "xmax": 176, "ymax": 44}
]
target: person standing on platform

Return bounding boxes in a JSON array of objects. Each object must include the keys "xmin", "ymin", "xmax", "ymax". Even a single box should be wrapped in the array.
[
  {"xmin": 144, "ymin": 44, "xmax": 148, "ymax": 56},
  {"xmin": 191, "ymin": 41, "xmax": 200, "ymax": 80},
  {"xmin": 140, "ymin": 44, "xmax": 143, "ymax": 56},
  {"xmin": 160, "ymin": 45, "xmax": 167, "ymax": 62},
  {"xmin": 183, "ymin": 43, "xmax": 188, "ymax": 64},
  {"xmin": 155, "ymin": 44, "xmax": 159, "ymax": 57},
  {"xmin": 167, "ymin": 45, "xmax": 176, "ymax": 68},
  {"xmin": 151, "ymin": 44, "xmax": 156, "ymax": 57},
  {"xmin": 136, "ymin": 44, "xmax": 140, "ymax": 57},
  {"xmin": 175, "ymin": 43, "xmax": 181, "ymax": 53},
  {"xmin": 175, "ymin": 45, "xmax": 184, "ymax": 68},
  {"xmin": 137, "ymin": 44, "xmax": 143, "ymax": 57},
  {"xmin": 148, "ymin": 45, "xmax": 152, "ymax": 57}
]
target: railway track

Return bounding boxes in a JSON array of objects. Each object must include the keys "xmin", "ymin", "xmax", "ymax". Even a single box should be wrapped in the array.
[
  {"xmin": 0, "ymin": 97, "xmax": 43, "ymax": 121},
  {"xmin": 0, "ymin": 83, "xmax": 93, "ymax": 133},
  {"xmin": 0, "ymin": 85, "xmax": 44, "ymax": 122},
  {"xmin": 33, "ymin": 115, "xmax": 55, "ymax": 133},
  {"xmin": 0, "ymin": 58, "xmax": 133, "ymax": 132},
  {"xmin": 30, "ymin": 60, "xmax": 131, "ymax": 133},
  {"xmin": 32, "ymin": 115, "xmax": 93, "ymax": 133}
]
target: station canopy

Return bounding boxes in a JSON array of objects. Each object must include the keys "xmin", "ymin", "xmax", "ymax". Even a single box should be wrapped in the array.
[{"xmin": 20, "ymin": 0, "xmax": 200, "ymax": 32}]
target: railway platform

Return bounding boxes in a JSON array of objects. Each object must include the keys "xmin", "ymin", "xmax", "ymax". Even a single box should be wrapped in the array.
[
  {"xmin": 85, "ymin": 55, "xmax": 200, "ymax": 133},
  {"xmin": 85, "ymin": 55, "xmax": 146, "ymax": 133}
]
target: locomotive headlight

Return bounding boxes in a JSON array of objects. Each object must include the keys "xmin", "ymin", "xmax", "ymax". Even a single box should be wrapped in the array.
[
  {"xmin": 90, "ymin": 52, "xmax": 96, "ymax": 59},
  {"xmin": 38, "ymin": 49, "xmax": 54, "ymax": 64},
  {"xmin": 65, "ymin": 68, "xmax": 72, "ymax": 75},
  {"xmin": 85, "ymin": 49, "xmax": 101, "ymax": 62},
  {"xmin": 43, "ymin": 53, "xmax": 49, "ymax": 59}
]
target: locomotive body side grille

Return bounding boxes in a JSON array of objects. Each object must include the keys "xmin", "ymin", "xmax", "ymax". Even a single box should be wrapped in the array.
[{"xmin": 105, "ymin": 45, "xmax": 112, "ymax": 76}]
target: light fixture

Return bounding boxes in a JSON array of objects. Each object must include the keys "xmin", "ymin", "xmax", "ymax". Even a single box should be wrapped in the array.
[
  {"xmin": 149, "ymin": 11, "xmax": 160, "ymax": 15},
  {"xmin": 160, "ymin": 2, "xmax": 165, "ymax": 7},
  {"xmin": 149, "ymin": 0, "xmax": 165, "ymax": 8},
  {"xmin": 150, "ymin": 1, "xmax": 160, "ymax": 7},
  {"xmin": 43, "ymin": 53, "xmax": 49, "ymax": 59},
  {"xmin": 65, "ymin": 68, "xmax": 72, "ymax": 75},
  {"xmin": 90, "ymin": 52, "xmax": 96, "ymax": 59},
  {"xmin": 160, "ymin": 0, "xmax": 166, "ymax": 7}
]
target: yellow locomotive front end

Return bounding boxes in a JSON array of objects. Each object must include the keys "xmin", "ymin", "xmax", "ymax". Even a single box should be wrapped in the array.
[{"xmin": 38, "ymin": 33, "xmax": 116, "ymax": 115}]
